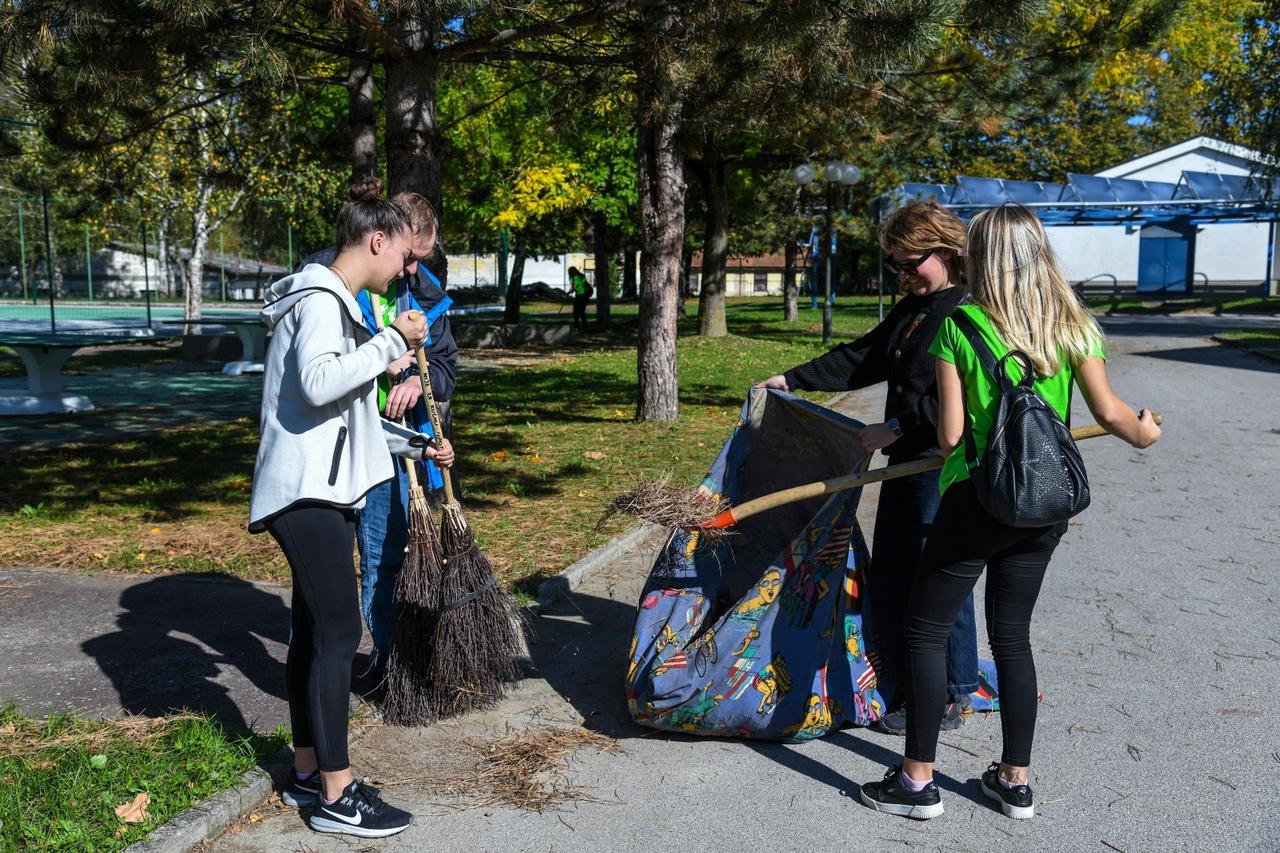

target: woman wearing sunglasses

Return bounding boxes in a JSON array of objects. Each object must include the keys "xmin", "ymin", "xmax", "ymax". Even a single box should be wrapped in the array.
[{"xmin": 755, "ymin": 200, "xmax": 977, "ymax": 735}]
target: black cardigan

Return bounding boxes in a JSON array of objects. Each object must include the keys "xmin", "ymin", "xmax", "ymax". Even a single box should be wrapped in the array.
[{"xmin": 783, "ymin": 286, "xmax": 965, "ymax": 460}]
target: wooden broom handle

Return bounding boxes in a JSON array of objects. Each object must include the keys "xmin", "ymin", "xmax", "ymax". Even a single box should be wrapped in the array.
[
  {"xmin": 702, "ymin": 412, "xmax": 1163, "ymax": 529},
  {"xmin": 414, "ymin": 348, "xmax": 457, "ymax": 506},
  {"xmin": 375, "ymin": 303, "xmax": 426, "ymax": 494}
]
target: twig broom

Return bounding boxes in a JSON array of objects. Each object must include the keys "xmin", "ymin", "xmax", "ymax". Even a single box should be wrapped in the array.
[
  {"xmin": 414, "ymin": 350, "xmax": 524, "ymax": 718},
  {"xmin": 372, "ymin": 308, "xmax": 449, "ymax": 725},
  {"xmin": 382, "ymin": 454, "xmax": 447, "ymax": 724}
]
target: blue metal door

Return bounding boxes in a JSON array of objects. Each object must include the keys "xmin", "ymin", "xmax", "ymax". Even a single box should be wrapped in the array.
[{"xmin": 1137, "ymin": 227, "xmax": 1190, "ymax": 293}]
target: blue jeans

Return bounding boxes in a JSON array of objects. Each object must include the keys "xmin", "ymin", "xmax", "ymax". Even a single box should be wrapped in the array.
[
  {"xmin": 866, "ymin": 464, "xmax": 979, "ymax": 705},
  {"xmin": 354, "ymin": 456, "xmax": 410, "ymax": 656}
]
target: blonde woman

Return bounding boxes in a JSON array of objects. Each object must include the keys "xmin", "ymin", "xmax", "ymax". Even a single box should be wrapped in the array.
[
  {"xmin": 860, "ymin": 204, "xmax": 1160, "ymax": 821},
  {"xmin": 758, "ymin": 200, "xmax": 979, "ymax": 734}
]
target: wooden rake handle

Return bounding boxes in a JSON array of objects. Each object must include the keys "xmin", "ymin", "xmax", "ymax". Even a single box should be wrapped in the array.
[{"xmin": 698, "ymin": 412, "xmax": 1163, "ymax": 530}]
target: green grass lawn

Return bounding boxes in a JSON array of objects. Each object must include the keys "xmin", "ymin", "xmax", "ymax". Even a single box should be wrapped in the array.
[
  {"xmin": 0, "ymin": 705, "xmax": 284, "ymax": 851},
  {"xmin": 1088, "ymin": 294, "xmax": 1280, "ymax": 315},
  {"xmin": 0, "ymin": 298, "xmax": 880, "ymax": 596},
  {"xmin": 1214, "ymin": 328, "xmax": 1280, "ymax": 361}
]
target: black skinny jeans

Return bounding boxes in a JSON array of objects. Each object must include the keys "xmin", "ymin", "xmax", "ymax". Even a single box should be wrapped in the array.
[
  {"xmin": 904, "ymin": 478, "xmax": 1066, "ymax": 767},
  {"xmin": 267, "ymin": 504, "xmax": 362, "ymax": 772}
]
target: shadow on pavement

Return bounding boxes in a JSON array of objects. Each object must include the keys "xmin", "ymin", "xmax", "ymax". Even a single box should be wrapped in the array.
[
  {"xmin": 1133, "ymin": 344, "xmax": 1280, "ymax": 373},
  {"xmin": 81, "ymin": 573, "xmax": 290, "ymax": 731},
  {"xmin": 532, "ymin": 585, "xmax": 990, "ymax": 806}
]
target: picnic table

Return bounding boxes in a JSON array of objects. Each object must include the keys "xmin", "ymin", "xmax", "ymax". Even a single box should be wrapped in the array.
[
  {"xmin": 0, "ymin": 331, "xmax": 172, "ymax": 416},
  {"xmin": 201, "ymin": 314, "xmax": 269, "ymax": 376}
]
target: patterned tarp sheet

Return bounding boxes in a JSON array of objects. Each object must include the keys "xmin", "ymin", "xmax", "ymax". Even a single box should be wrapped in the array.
[{"xmin": 625, "ymin": 389, "xmax": 1004, "ymax": 741}]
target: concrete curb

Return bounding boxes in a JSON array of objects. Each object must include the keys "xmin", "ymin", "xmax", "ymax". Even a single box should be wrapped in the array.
[
  {"xmin": 533, "ymin": 521, "xmax": 663, "ymax": 613},
  {"xmin": 126, "ymin": 751, "xmax": 291, "ymax": 853}
]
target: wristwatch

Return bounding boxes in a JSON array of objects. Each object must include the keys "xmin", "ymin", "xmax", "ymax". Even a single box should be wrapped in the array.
[{"xmin": 886, "ymin": 417, "xmax": 903, "ymax": 437}]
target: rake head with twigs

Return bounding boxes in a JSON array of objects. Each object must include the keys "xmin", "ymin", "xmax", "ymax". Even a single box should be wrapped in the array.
[{"xmin": 597, "ymin": 476, "xmax": 732, "ymax": 544}]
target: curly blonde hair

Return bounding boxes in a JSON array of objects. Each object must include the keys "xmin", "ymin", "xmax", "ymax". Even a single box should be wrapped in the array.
[{"xmin": 880, "ymin": 200, "xmax": 966, "ymax": 280}]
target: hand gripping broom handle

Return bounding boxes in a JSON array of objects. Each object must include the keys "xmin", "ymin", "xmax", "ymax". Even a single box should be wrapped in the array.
[
  {"xmin": 699, "ymin": 412, "xmax": 1163, "ymax": 530},
  {"xmin": 374, "ymin": 307, "xmax": 427, "ymax": 495},
  {"xmin": 414, "ymin": 348, "xmax": 458, "ymax": 507}
]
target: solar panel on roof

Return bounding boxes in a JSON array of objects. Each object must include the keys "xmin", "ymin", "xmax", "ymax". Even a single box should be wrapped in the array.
[
  {"xmin": 1000, "ymin": 179, "xmax": 1062, "ymax": 204},
  {"xmin": 955, "ymin": 177, "xmax": 1007, "ymax": 206},
  {"xmin": 898, "ymin": 183, "xmax": 953, "ymax": 203},
  {"xmin": 1066, "ymin": 173, "xmax": 1119, "ymax": 202}
]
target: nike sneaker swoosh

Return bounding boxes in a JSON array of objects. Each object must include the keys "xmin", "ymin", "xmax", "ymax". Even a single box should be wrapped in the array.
[{"xmin": 321, "ymin": 807, "xmax": 362, "ymax": 826}]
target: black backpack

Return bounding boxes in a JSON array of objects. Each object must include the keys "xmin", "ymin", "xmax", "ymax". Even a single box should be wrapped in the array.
[{"xmin": 951, "ymin": 312, "xmax": 1090, "ymax": 528}]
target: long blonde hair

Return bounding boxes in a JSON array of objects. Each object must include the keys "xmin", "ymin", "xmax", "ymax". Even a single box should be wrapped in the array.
[{"xmin": 964, "ymin": 205, "xmax": 1104, "ymax": 376}]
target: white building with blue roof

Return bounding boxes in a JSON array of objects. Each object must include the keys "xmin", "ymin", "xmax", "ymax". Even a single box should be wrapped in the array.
[{"xmin": 889, "ymin": 136, "xmax": 1279, "ymax": 297}]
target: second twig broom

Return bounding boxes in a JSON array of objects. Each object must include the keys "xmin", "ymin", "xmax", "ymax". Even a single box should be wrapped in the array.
[
  {"xmin": 382, "ymin": 453, "xmax": 447, "ymax": 724},
  {"xmin": 414, "ymin": 350, "xmax": 524, "ymax": 718}
]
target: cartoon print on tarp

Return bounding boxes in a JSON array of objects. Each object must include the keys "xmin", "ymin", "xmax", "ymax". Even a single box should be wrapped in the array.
[
  {"xmin": 625, "ymin": 389, "xmax": 1012, "ymax": 740},
  {"xmin": 626, "ymin": 390, "xmax": 886, "ymax": 740}
]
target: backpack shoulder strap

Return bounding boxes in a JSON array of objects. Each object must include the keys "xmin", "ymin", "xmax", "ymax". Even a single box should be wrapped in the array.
[
  {"xmin": 949, "ymin": 309, "xmax": 999, "ymax": 472},
  {"xmin": 949, "ymin": 309, "xmax": 1005, "ymax": 388}
]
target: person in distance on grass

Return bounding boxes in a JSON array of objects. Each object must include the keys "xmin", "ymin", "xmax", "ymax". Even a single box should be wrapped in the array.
[
  {"xmin": 249, "ymin": 177, "xmax": 454, "ymax": 840},
  {"xmin": 859, "ymin": 204, "xmax": 1160, "ymax": 822},
  {"xmin": 569, "ymin": 265, "xmax": 591, "ymax": 331},
  {"xmin": 756, "ymin": 200, "xmax": 980, "ymax": 737}
]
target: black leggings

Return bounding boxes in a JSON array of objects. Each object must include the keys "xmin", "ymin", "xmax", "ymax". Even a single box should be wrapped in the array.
[
  {"xmin": 267, "ymin": 504, "xmax": 361, "ymax": 772},
  {"xmin": 904, "ymin": 478, "xmax": 1065, "ymax": 767}
]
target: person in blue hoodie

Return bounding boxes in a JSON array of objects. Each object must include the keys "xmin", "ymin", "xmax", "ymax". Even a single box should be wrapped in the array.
[
  {"xmin": 299, "ymin": 192, "xmax": 457, "ymax": 682},
  {"xmin": 251, "ymin": 177, "xmax": 454, "ymax": 838}
]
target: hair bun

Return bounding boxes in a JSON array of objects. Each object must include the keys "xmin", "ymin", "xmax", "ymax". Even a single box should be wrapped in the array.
[{"xmin": 349, "ymin": 176, "xmax": 384, "ymax": 203}]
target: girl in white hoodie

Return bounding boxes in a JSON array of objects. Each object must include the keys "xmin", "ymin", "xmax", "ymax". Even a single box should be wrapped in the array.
[{"xmin": 249, "ymin": 177, "xmax": 453, "ymax": 839}]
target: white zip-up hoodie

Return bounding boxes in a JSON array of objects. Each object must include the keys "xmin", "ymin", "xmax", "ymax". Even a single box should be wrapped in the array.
[{"xmin": 248, "ymin": 264, "xmax": 429, "ymax": 532}]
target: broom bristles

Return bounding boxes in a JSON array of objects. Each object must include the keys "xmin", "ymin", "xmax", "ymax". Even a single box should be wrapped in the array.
[
  {"xmin": 382, "ymin": 491, "xmax": 446, "ymax": 726},
  {"xmin": 425, "ymin": 520, "xmax": 524, "ymax": 718},
  {"xmin": 599, "ymin": 477, "xmax": 732, "ymax": 546}
]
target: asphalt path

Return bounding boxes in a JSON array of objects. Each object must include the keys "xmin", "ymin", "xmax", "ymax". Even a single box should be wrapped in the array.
[{"xmin": 4, "ymin": 313, "xmax": 1276, "ymax": 852}]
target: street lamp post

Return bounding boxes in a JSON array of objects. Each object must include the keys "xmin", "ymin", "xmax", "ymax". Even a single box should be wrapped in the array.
[{"xmin": 792, "ymin": 160, "xmax": 860, "ymax": 346}]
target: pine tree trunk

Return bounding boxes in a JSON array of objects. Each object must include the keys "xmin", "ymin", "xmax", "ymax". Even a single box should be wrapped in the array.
[
  {"xmin": 384, "ymin": 16, "xmax": 441, "ymax": 212},
  {"xmin": 623, "ymin": 248, "xmax": 637, "ymax": 299},
  {"xmin": 696, "ymin": 157, "xmax": 729, "ymax": 337},
  {"xmin": 348, "ymin": 26, "xmax": 377, "ymax": 182},
  {"xmin": 592, "ymin": 209, "xmax": 611, "ymax": 327},
  {"xmin": 635, "ymin": 107, "xmax": 684, "ymax": 422},
  {"xmin": 503, "ymin": 232, "xmax": 526, "ymax": 324},
  {"xmin": 783, "ymin": 237, "xmax": 799, "ymax": 322}
]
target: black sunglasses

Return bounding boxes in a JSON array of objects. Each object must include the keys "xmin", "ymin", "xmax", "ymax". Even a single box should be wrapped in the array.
[{"xmin": 885, "ymin": 247, "xmax": 938, "ymax": 276}]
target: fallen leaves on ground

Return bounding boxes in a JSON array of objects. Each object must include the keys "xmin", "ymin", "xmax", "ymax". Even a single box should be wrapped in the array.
[{"xmin": 115, "ymin": 792, "xmax": 150, "ymax": 823}]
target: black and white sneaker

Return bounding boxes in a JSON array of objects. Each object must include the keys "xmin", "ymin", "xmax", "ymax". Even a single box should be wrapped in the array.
[
  {"xmin": 309, "ymin": 779, "xmax": 412, "ymax": 838},
  {"xmin": 873, "ymin": 697, "xmax": 967, "ymax": 736},
  {"xmin": 280, "ymin": 769, "xmax": 321, "ymax": 807},
  {"xmin": 860, "ymin": 765, "xmax": 944, "ymax": 820},
  {"xmin": 981, "ymin": 762, "xmax": 1035, "ymax": 819}
]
